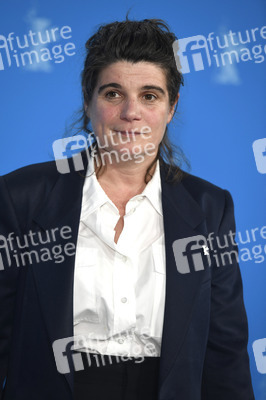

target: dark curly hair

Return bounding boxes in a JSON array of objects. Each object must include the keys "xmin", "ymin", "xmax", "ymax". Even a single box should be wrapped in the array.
[{"xmin": 70, "ymin": 17, "xmax": 190, "ymax": 183}]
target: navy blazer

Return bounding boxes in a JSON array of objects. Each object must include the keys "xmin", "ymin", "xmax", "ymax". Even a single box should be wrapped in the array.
[{"xmin": 0, "ymin": 156, "xmax": 255, "ymax": 400}]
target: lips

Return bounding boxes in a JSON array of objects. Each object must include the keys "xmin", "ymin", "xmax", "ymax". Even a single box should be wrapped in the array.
[{"xmin": 114, "ymin": 130, "xmax": 141, "ymax": 135}]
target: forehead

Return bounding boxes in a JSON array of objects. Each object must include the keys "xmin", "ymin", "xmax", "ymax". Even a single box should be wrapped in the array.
[{"xmin": 96, "ymin": 60, "xmax": 167, "ymax": 89}]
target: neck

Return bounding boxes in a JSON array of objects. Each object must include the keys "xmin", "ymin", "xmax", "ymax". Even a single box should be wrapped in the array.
[{"xmin": 94, "ymin": 153, "xmax": 158, "ymax": 190}]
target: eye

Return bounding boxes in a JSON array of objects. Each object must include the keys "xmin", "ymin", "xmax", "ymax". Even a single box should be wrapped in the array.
[
  {"xmin": 143, "ymin": 93, "xmax": 157, "ymax": 101},
  {"xmin": 105, "ymin": 91, "xmax": 120, "ymax": 98}
]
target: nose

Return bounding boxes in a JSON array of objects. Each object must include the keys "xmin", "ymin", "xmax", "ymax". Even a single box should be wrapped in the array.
[{"xmin": 120, "ymin": 97, "xmax": 141, "ymax": 121}]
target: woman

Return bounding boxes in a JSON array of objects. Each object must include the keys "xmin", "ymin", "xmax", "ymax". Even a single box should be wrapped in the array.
[{"xmin": 0, "ymin": 18, "xmax": 255, "ymax": 400}]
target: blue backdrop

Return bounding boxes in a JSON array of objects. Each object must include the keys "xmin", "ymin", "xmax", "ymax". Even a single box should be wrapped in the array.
[{"xmin": 0, "ymin": 0, "xmax": 265, "ymax": 398}]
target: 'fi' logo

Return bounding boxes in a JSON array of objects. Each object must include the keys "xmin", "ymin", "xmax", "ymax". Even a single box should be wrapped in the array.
[
  {"xmin": 252, "ymin": 138, "xmax": 266, "ymax": 174},
  {"xmin": 53, "ymin": 335, "xmax": 90, "ymax": 374},
  {"xmin": 52, "ymin": 135, "xmax": 89, "ymax": 174},
  {"xmin": 172, "ymin": 235, "xmax": 212, "ymax": 274},
  {"xmin": 173, "ymin": 35, "xmax": 211, "ymax": 74},
  {"xmin": 0, "ymin": 35, "xmax": 12, "ymax": 71},
  {"xmin": 252, "ymin": 338, "xmax": 266, "ymax": 374},
  {"xmin": 0, "ymin": 235, "xmax": 11, "ymax": 270}
]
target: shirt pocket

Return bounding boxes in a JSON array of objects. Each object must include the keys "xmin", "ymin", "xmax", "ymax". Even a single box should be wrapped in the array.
[{"xmin": 74, "ymin": 247, "xmax": 100, "ymax": 324}]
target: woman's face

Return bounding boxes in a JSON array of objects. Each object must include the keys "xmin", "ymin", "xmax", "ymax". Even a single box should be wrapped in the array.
[{"xmin": 86, "ymin": 60, "xmax": 178, "ymax": 162}]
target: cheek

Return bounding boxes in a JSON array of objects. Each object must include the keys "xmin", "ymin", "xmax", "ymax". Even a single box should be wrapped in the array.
[
  {"xmin": 90, "ymin": 103, "xmax": 117, "ymax": 128},
  {"xmin": 97, "ymin": 105, "xmax": 117, "ymax": 124},
  {"xmin": 145, "ymin": 108, "xmax": 169, "ymax": 131}
]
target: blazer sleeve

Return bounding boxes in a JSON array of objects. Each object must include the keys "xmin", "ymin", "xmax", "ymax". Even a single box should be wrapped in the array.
[
  {"xmin": 201, "ymin": 189, "xmax": 255, "ymax": 400},
  {"xmin": 0, "ymin": 176, "xmax": 21, "ymax": 398}
]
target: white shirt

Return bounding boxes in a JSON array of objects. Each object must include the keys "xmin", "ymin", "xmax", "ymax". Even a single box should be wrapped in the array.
[{"xmin": 73, "ymin": 156, "xmax": 166, "ymax": 358}]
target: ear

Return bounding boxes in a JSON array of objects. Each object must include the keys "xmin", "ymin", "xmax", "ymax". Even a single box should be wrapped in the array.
[{"xmin": 167, "ymin": 93, "xmax": 180, "ymax": 124}]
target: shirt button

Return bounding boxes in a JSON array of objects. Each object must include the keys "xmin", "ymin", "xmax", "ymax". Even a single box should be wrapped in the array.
[
  {"xmin": 121, "ymin": 255, "xmax": 127, "ymax": 262},
  {"xmin": 121, "ymin": 297, "xmax": 127, "ymax": 303},
  {"xmin": 118, "ymin": 338, "xmax": 124, "ymax": 344}
]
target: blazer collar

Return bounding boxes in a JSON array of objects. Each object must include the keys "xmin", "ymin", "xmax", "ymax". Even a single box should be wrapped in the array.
[{"xmin": 32, "ymin": 157, "xmax": 207, "ymax": 394}]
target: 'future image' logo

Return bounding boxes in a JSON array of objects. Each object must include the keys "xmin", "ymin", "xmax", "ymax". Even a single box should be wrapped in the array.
[
  {"xmin": 0, "ymin": 26, "xmax": 76, "ymax": 72},
  {"xmin": 173, "ymin": 26, "xmax": 266, "ymax": 74}
]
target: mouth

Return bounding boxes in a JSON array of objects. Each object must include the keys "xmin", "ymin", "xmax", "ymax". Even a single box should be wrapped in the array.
[{"xmin": 114, "ymin": 130, "xmax": 141, "ymax": 135}]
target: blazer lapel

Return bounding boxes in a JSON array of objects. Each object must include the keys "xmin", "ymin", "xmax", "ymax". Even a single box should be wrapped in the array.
[
  {"xmin": 32, "ymin": 159, "xmax": 88, "ymax": 393},
  {"xmin": 159, "ymin": 165, "xmax": 208, "ymax": 386}
]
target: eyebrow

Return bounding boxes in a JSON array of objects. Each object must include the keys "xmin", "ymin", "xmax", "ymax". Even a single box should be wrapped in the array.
[{"xmin": 98, "ymin": 83, "xmax": 166, "ymax": 96}]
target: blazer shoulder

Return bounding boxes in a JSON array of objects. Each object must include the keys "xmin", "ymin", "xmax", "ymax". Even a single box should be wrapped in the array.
[
  {"xmin": 1, "ymin": 160, "xmax": 59, "ymax": 193},
  {"xmin": 182, "ymin": 170, "xmax": 226, "ymax": 193},
  {"xmin": 162, "ymin": 163, "xmax": 226, "ymax": 199},
  {"xmin": 2, "ymin": 159, "xmax": 58, "ymax": 182},
  {"xmin": 0, "ymin": 161, "xmax": 60, "ymax": 227},
  {"xmin": 178, "ymin": 170, "xmax": 235, "ymax": 223}
]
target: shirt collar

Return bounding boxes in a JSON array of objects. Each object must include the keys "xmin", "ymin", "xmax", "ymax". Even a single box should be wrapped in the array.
[
  {"xmin": 139, "ymin": 159, "xmax": 162, "ymax": 216},
  {"xmin": 81, "ymin": 156, "xmax": 162, "ymax": 218},
  {"xmin": 80, "ymin": 156, "xmax": 111, "ymax": 218}
]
